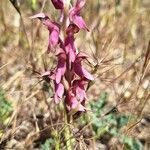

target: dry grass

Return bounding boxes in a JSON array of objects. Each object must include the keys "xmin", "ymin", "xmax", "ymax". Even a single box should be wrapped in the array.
[{"xmin": 0, "ymin": 0, "xmax": 150, "ymax": 149}]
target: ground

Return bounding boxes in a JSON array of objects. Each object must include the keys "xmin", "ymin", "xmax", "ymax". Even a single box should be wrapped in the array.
[{"xmin": 0, "ymin": 0, "xmax": 150, "ymax": 150}]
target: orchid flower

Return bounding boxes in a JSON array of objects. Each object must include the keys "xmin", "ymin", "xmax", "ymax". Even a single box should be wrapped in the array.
[
  {"xmin": 69, "ymin": 0, "xmax": 89, "ymax": 31},
  {"xmin": 74, "ymin": 52, "xmax": 94, "ymax": 81},
  {"xmin": 30, "ymin": 13, "xmax": 60, "ymax": 53},
  {"xmin": 41, "ymin": 70, "xmax": 65, "ymax": 104},
  {"xmin": 73, "ymin": 79, "xmax": 88, "ymax": 101},
  {"xmin": 55, "ymin": 49, "xmax": 66, "ymax": 84},
  {"xmin": 66, "ymin": 88, "xmax": 86, "ymax": 112},
  {"xmin": 54, "ymin": 82, "xmax": 64, "ymax": 103}
]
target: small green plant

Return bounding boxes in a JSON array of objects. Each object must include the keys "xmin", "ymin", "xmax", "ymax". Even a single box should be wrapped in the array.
[
  {"xmin": 0, "ymin": 88, "xmax": 12, "ymax": 123},
  {"xmin": 121, "ymin": 136, "xmax": 143, "ymax": 150},
  {"xmin": 41, "ymin": 138, "xmax": 55, "ymax": 150},
  {"xmin": 81, "ymin": 92, "xmax": 143, "ymax": 150},
  {"xmin": 0, "ymin": 88, "xmax": 12, "ymax": 137}
]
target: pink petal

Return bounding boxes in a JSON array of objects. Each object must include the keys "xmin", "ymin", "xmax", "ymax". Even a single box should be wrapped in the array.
[
  {"xmin": 49, "ymin": 29, "xmax": 59, "ymax": 47},
  {"xmin": 71, "ymin": 97, "xmax": 78, "ymax": 109},
  {"xmin": 74, "ymin": 64, "xmax": 94, "ymax": 80},
  {"xmin": 73, "ymin": 79, "xmax": 87, "ymax": 101},
  {"xmin": 71, "ymin": 97, "xmax": 85, "ymax": 111},
  {"xmin": 54, "ymin": 83, "xmax": 64, "ymax": 104},
  {"xmin": 30, "ymin": 13, "xmax": 60, "ymax": 53},
  {"xmin": 55, "ymin": 53, "xmax": 66, "ymax": 83},
  {"xmin": 68, "ymin": 47, "xmax": 76, "ymax": 63},
  {"xmin": 56, "ymin": 83, "xmax": 64, "ymax": 98},
  {"xmin": 30, "ymin": 13, "xmax": 46, "ymax": 19},
  {"xmin": 72, "ymin": 15, "xmax": 89, "ymax": 31},
  {"xmin": 78, "ymin": 103, "xmax": 86, "ymax": 111},
  {"xmin": 55, "ymin": 69, "xmax": 62, "ymax": 84},
  {"xmin": 81, "ymin": 66, "xmax": 94, "ymax": 80},
  {"xmin": 69, "ymin": 0, "xmax": 89, "ymax": 31},
  {"xmin": 65, "ymin": 35, "xmax": 76, "ymax": 62},
  {"xmin": 76, "ymin": 86, "xmax": 87, "ymax": 101}
]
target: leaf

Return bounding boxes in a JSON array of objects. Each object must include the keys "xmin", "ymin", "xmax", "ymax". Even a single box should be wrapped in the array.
[
  {"xmin": 90, "ymin": 92, "xmax": 108, "ymax": 116},
  {"xmin": 122, "ymin": 136, "xmax": 143, "ymax": 150},
  {"xmin": 117, "ymin": 115, "xmax": 129, "ymax": 128},
  {"xmin": 0, "ymin": 88, "xmax": 12, "ymax": 123},
  {"xmin": 41, "ymin": 138, "xmax": 54, "ymax": 150}
]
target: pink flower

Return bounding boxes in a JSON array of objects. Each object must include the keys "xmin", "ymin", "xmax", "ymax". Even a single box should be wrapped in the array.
[
  {"xmin": 55, "ymin": 49, "xmax": 66, "ymax": 84},
  {"xmin": 66, "ymin": 89, "xmax": 86, "ymax": 112},
  {"xmin": 73, "ymin": 79, "xmax": 87, "ymax": 101},
  {"xmin": 54, "ymin": 82, "xmax": 64, "ymax": 103},
  {"xmin": 65, "ymin": 24, "xmax": 81, "ymax": 65},
  {"xmin": 30, "ymin": 13, "xmax": 60, "ymax": 53},
  {"xmin": 51, "ymin": 0, "xmax": 64, "ymax": 10},
  {"xmin": 69, "ymin": 0, "xmax": 89, "ymax": 31},
  {"xmin": 65, "ymin": 33, "xmax": 76, "ymax": 64},
  {"xmin": 32, "ymin": 0, "xmax": 93, "ymax": 114},
  {"xmin": 74, "ymin": 52, "xmax": 94, "ymax": 80},
  {"xmin": 41, "ymin": 70, "xmax": 64, "ymax": 104}
]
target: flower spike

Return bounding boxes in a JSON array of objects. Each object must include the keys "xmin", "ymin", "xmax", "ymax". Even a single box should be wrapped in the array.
[{"xmin": 32, "ymin": 0, "xmax": 93, "ymax": 114}]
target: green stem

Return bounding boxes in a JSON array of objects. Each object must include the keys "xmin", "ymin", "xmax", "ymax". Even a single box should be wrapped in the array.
[
  {"xmin": 64, "ymin": 105, "xmax": 73, "ymax": 150},
  {"xmin": 53, "ymin": 130, "xmax": 60, "ymax": 150}
]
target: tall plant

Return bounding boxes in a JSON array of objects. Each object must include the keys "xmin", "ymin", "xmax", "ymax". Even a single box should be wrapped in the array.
[{"xmin": 31, "ymin": 0, "xmax": 93, "ymax": 116}]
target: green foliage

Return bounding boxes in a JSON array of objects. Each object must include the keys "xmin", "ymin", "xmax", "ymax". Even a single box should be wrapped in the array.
[
  {"xmin": 0, "ymin": 88, "xmax": 12, "ymax": 123},
  {"xmin": 122, "ymin": 136, "xmax": 143, "ymax": 150},
  {"xmin": 41, "ymin": 138, "xmax": 54, "ymax": 150},
  {"xmin": 90, "ymin": 92, "xmax": 107, "ymax": 115},
  {"xmin": 81, "ymin": 91, "xmax": 143, "ymax": 150}
]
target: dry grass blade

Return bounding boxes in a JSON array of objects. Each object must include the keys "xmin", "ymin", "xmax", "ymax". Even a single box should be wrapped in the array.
[
  {"xmin": 2, "ymin": 70, "xmax": 25, "ymax": 90},
  {"xmin": 8, "ymin": 0, "xmax": 30, "ymax": 48},
  {"xmin": 9, "ymin": 0, "xmax": 21, "ymax": 15},
  {"xmin": 0, "ymin": 60, "xmax": 13, "ymax": 70},
  {"xmin": 142, "ymin": 40, "xmax": 150, "ymax": 76}
]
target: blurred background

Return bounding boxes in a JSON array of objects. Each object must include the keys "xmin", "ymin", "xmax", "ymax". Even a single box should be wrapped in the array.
[{"xmin": 0, "ymin": 0, "xmax": 150, "ymax": 149}]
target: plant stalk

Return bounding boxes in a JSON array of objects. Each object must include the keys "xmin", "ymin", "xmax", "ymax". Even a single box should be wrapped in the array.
[{"xmin": 64, "ymin": 104, "xmax": 73, "ymax": 150}]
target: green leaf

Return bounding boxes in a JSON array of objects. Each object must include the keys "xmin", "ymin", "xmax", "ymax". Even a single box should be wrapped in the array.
[
  {"xmin": 41, "ymin": 138, "xmax": 54, "ymax": 150},
  {"xmin": 90, "ymin": 92, "xmax": 108, "ymax": 116},
  {"xmin": 122, "ymin": 136, "xmax": 143, "ymax": 150},
  {"xmin": 0, "ymin": 88, "xmax": 12, "ymax": 123},
  {"xmin": 117, "ymin": 115, "xmax": 129, "ymax": 128}
]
